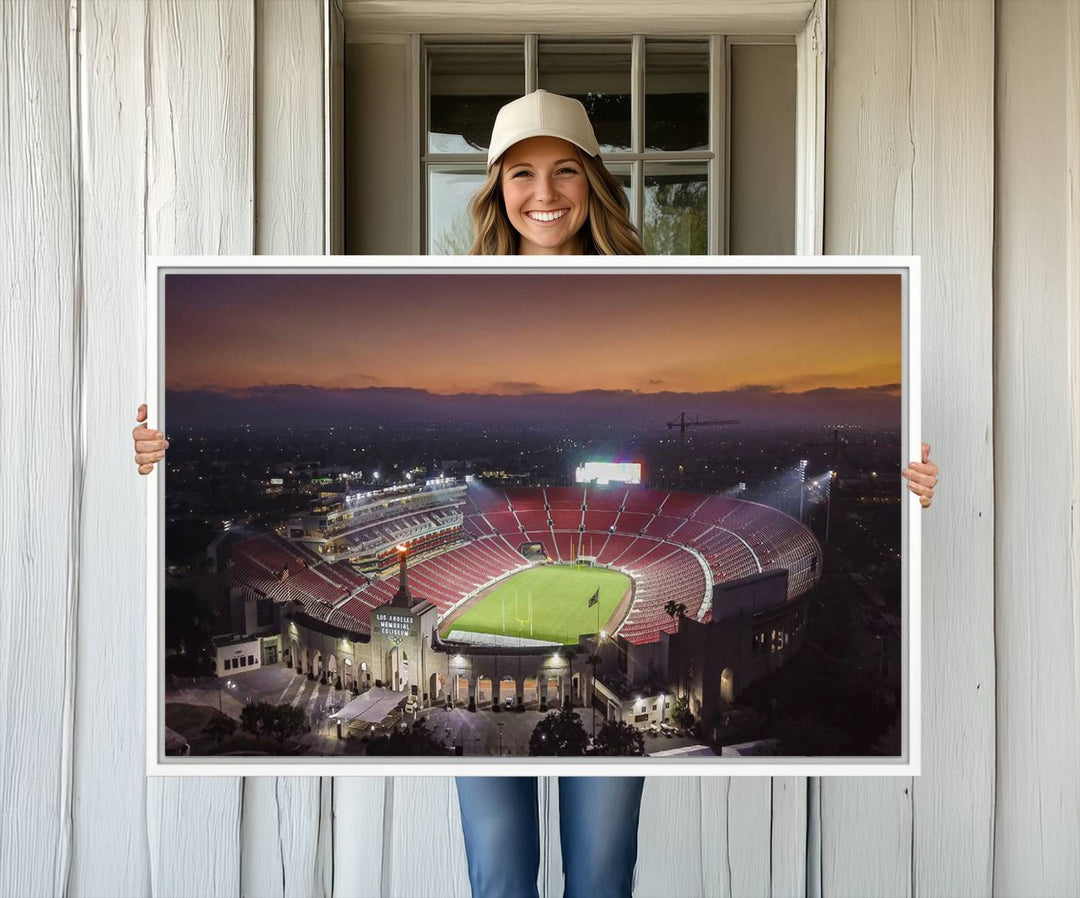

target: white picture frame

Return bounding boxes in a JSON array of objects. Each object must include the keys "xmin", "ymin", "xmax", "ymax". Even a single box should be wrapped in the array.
[{"xmin": 146, "ymin": 254, "xmax": 920, "ymax": 777}]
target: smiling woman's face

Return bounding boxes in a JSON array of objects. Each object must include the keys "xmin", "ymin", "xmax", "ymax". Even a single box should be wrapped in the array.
[{"xmin": 499, "ymin": 136, "xmax": 590, "ymax": 255}]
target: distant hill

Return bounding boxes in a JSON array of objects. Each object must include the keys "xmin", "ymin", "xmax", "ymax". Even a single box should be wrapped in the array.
[{"xmin": 164, "ymin": 383, "xmax": 900, "ymax": 431}]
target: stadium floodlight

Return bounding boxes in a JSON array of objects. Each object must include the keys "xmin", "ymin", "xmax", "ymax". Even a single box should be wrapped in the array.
[
  {"xmin": 396, "ymin": 544, "xmax": 407, "ymax": 553},
  {"xmin": 799, "ymin": 461, "xmax": 809, "ymax": 520}
]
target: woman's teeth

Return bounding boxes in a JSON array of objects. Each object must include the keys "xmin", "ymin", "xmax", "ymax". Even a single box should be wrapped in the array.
[{"xmin": 527, "ymin": 209, "xmax": 567, "ymax": 222}]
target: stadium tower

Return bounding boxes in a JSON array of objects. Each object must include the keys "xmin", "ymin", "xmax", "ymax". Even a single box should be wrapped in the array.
[{"xmin": 371, "ymin": 546, "xmax": 438, "ymax": 694}]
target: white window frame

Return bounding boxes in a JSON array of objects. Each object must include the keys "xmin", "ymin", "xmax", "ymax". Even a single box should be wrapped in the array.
[{"xmin": 392, "ymin": 1, "xmax": 826, "ymax": 256}]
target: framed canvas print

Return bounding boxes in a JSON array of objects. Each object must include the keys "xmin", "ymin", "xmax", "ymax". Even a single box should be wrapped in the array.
[{"xmin": 146, "ymin": 255, "xmax": 920, "ymax": 777}]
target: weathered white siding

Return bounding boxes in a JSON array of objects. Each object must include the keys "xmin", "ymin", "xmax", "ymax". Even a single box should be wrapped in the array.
[
  {"xmin": 72, "ymin": 1, "xmax": 151, "ymax": 894},
  {"xmin": 824, "ymin": 2, "xmax": 997, "ymax": 896},
  {"xmin": 249, "ymin": 4, "xmax": 332, "ymax": 897},
  {"xmin": 994, "ymin": 0, "xmax": 1080, "ymax": 893},
  {"xmin": 144, "ymin": 0, "xmax": 254, "ymax": 895},
  {"xmin": 1, "ymin": 2, "xmax": 1077, "ymax": 897},
  {"xmin": 0, "ymin": 2, "xmax": 78, "ymax": 896}
]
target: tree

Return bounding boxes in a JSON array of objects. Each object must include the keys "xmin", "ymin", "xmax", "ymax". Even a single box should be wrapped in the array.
[
  {"xmin": 643, "ymin": 178, "xmax": 707, "ymax": 255},
  {"xmin": 202, "ymin": 715, "xmax": 236, "ymax": 753},
  {"xmin": 671, "ymin": 694, "xmax": 694, "ymax": 729},
  {"xmin": 593, "ymin": 720, "xmax": 645, "ymax": 756},
  {"xmin": 663, "ymin": 600, "xmax": 688, "ymax": 632},
  {"xmin": 773, "ymin": 714, "xmax": 856, "ymax": 757},
  {"xmin": 529, "ymin": 708, "xmax": 589, "ymax": 756},
  {"xmin": 164, "ymin": 586, "xmax": 218, "ymax": 676},
  {"xmin": 364, "ymin": 720, "xmax": 450, "ymax": 756},
  {"xmin": 239, "ymin": 703, "xmax": 273, "ymax": 741},
  {"xmin": 664, "ymin": 600, "xmax": 689, "ymax": 697},
  {"xmin": 432, "ymin": 211, "xmax": 474, "ymax": 255},
  {"xmin": 240, "ymin": 702, "xmax": 309, "ymax": 753},
  {"xmin": 266, "ymin": 705, "xmax": 309, "ymax": 752}
]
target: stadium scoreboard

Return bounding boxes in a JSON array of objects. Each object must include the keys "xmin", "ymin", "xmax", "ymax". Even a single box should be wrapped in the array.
[{"xmin": 574, "ymin": 461, "xmax": 642, "ymax": 485}]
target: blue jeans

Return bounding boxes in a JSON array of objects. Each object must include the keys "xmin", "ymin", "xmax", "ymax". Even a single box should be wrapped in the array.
[{"xmin": 454, "ymin": 776, "xmax": 646, "ymax": 898}]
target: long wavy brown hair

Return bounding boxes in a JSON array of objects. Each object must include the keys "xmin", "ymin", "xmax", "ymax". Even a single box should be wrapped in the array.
[{"xmin": 467, "ymin": 149, "xmax": 645, "ymax": 255}]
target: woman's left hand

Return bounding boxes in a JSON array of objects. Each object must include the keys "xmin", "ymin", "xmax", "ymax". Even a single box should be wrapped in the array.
[{"xmin": 902, "ymin": 442, "xmax": 938, "ymax": 508}]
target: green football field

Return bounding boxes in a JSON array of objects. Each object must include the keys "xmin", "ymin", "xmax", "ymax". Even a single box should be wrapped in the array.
[{"xmin": 444, "ymin": 565, "xmax": 631, "ymax": 645}]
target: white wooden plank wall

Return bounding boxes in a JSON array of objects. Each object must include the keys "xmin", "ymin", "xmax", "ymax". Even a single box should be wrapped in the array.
[
  {"xmin": 824, "ymin": 6, "xmax": 917, "ymax": 891},
  {"xmin": 3, "ymin": 2, "xmax": 1079, "ymax": 897},
  {"xmin": 994, "ymin": 1, "xmax": 1080, "ymax": 893},
  {"xmin": 70, "ymin": 1, "xmax": 152, "ymax": 895},
  {"xmin": 0, "ymin": 2, "xmax": 78, "ymax": 897},
  {"xmin": 824, "ymin": 2, "xmax": 996, "ymax": 896},
  {"xmin": 143, "ymin": 0, "xmax": 253, "ymax": 892},
  {"xmin": 906, "ymin": 4, "xmax": 997, "ymax": 893},
  {"xmin": 247, "ymin": 4, "xmax": 330, "ymax": 898}
]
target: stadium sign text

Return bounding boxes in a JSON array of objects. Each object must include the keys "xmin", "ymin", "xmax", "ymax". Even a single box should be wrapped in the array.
[{"xmin": 374, "ymin": 610, "xmax": 417, "ymax": 640}]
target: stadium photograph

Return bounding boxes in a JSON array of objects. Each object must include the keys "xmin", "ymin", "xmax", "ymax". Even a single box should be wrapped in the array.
[{"xmin": 157, "ymin": 265, "xmax": 907, "ymax": 765}]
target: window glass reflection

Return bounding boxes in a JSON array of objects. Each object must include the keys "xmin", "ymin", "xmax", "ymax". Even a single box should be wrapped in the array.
[
  {"xmin": 539, "ymin": 41, "xmax": 632, "ymax": 153},
  {"xmin": 428, "ymin": 44, "xmax": 525, "ymax": 153}
]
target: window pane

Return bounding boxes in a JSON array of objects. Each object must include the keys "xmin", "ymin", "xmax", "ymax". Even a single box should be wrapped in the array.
[
  {"xmin": 643, "ymin": 163, "xmax": 707, "ymax": 254},
  {"xmin": 428, "ymin": 44, "xmax": 524, "ymax": 154},
  {"xmin": 645, "ymin": 40, "xmax": 709, "ymax": 152},
  {"xmin": 538, "ymin": 41, "xmax": 632, "ymax": 153},
  {"xmin": 428, "ymin": 167, "xmax": 487, "ymax": 254}
]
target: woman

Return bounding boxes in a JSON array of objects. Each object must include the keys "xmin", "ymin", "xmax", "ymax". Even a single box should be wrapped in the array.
[
  {"xmin": 132, "ymin": 90, "xmax": 939, "ymax": 898},
  {"xmin": 452, "ymin": 90, "xmax": 650, "ymax": 898}
]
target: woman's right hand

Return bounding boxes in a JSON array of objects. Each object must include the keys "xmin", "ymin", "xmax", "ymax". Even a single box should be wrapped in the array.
[{"xmin": 133, "ymin": 403, "xmax": 169, "ymax": 475}]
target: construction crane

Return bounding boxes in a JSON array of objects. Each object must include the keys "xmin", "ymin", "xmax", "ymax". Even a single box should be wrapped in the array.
[
  {"xmin": 666, "ymin": 412, "xmax": 740, "ymax": 443},
  {"xmin": 801, "ymin": 428, "xmax": 847, "ymax": 476},
  {"xmin": 664, "ymin": 412, "xmax": 741, "ymax": 489}
]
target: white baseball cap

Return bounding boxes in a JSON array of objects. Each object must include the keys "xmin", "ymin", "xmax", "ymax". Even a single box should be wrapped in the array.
[{"xmin": 486, "ymin": 90, "xmax": 601, "ymax": 169}]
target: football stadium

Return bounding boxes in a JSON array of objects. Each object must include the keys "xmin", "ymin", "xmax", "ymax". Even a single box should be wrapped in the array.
[{"xmin": 222, "ymin": 468, "xmax": 822, "ymax": 734}]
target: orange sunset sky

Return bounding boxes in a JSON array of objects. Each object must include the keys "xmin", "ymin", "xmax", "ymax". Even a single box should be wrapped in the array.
[{"xmin": 166, "ymin": 272, "xmax": 901, "ymax": 395}]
